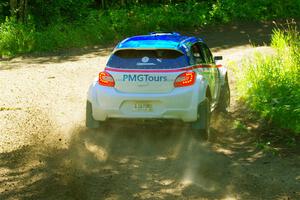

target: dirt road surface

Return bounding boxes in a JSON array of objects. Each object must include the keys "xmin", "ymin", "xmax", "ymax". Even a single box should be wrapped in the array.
[{"xmin": 0, "ymin": 22, "xmax": 299, "ymax": 200}]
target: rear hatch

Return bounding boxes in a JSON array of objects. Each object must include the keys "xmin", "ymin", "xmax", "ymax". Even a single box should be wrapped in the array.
[{"xmin": 106, "ymin": 49, "xmax": 189, "ymax": 93}]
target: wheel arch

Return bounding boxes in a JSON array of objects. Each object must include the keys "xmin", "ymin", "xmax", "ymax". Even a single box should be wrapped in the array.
[
  {"xmin": 195, "ymin": 76, "xmax": 211, "ymax": 106},
  {"xmin": 87, "ymin": 79, "xmax": 98, "ymax": 102}
]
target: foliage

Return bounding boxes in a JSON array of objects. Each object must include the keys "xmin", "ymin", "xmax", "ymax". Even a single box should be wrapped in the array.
[
  {"xmin": 210, "ymin": 0, "xmax": 300, "ymax": 21},
  {"xmin": 28, "ymin": 0, "xmax": 94, "ymax": 27},
  {"xmin": 1, "ymin": 2, "xmax": 212, "ymax": 56},
  {"xmin": 0, "ymin": 17, "xmax": 35, "ymax": 56},
  {"xmin": 1, "ymin": 0, "xmax": 300, "ymax": 56},
  {"xmin": 234, "ymin": 23, "xmax": 300, "ymax": 134}
]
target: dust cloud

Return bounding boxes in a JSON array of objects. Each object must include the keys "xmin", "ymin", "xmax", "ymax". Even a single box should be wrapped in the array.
[{"xmin": 1, "ymin": 108, "xmax": 236, "ymax": 199}]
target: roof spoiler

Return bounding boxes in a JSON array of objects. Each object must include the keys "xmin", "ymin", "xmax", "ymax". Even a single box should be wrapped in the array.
[{"xmin": 149, "ymin": 32, "xmax": 181, "ymax": 36}]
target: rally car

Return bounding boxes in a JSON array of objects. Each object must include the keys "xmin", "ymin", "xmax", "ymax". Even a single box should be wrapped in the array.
[{"xmin": 86, "ymin": 32, "xmax": 230, "ymax": 139}]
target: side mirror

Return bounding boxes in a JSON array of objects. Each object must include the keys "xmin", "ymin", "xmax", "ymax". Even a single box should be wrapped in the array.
[{"xmin": 214, "ymin": 56, "xmax": 223, "ymax": 61}]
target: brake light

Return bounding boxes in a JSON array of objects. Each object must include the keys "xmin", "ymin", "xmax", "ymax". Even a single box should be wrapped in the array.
[
  {"xmin": 98, "ymin": 71, "xmax": 115, "ymax": 87},
  {"xmin": 174, "ymin": 71, "xmax": 196, "ymax": 87}
]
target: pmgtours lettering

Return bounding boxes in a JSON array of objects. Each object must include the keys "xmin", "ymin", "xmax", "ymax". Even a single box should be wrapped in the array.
[{"xmin": 123, "ymin": 74, "xmax": 167, "ymax": 82}]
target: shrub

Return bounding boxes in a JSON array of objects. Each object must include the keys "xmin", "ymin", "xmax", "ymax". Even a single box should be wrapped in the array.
[
  {"xmin": 0, "ymin": 17, "xmax": 35, "ymax": 56},
  {"xmin": 234, "ymin": 23, "xmax": 300, "ymax": 134}
]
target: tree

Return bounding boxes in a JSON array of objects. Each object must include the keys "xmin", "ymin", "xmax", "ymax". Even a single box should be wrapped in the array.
[{"xmin": 9, "ymin": 0, "xmax": 28, "ymax": 22}]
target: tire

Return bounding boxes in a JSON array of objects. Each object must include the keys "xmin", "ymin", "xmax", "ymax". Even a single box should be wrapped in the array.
[
  {"xmin": 217, "ymin": 79, "xmax": 230, "ymax": 113},
  {"xmin": 191, "ymin": 97, "xmax": 211, "ymax": 140},
  {"xmin": 86, "ymin": 101, "xmax": 100, "ymax": 129}
]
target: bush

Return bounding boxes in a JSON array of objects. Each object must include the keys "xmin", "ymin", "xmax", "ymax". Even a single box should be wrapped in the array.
[
  {"xmin": 0, "ymin": 17, "xmax": 35, "ymax": 56},
  {"xmin": 234, "ymin": 23, "xmax": 300, "ymax": 134}
]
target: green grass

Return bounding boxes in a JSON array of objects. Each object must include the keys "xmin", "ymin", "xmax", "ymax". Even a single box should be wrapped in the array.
[
  {"xmin": 234, "ymin": 23, "xmax": 300, "ymax": 134},
  {"xmin": 1, "ymin": 0, "xmax": 300, "ymax": 57},
  {"xmin": 0, "ymin": 14, "xmax": 116, "ymax": 56}
]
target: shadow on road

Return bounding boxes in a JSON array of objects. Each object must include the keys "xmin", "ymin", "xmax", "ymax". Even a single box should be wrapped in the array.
[{"xmin": 199, "ymin": 21, "xmax": 275, "ymax": 51}]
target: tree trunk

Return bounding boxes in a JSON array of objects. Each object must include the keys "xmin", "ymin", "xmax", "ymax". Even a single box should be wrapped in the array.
[
  {"xmin": 19, "ymin": 0, "xmax": 28, "ymax": 23},
  {"xmin": 9, "ymin": 0, "xmax": 28, "ymax": 23},
  {"xmin": 9, "ymin": 0, "xmax": 18, "ymax": 15},
  {"xmin": 101, "ymin": 0, "xmax": 105, "ymax": 9}
]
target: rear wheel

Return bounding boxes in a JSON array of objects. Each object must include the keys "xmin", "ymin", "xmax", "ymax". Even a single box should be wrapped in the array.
[
  {"xmin": 86, "ymin": 101, "xmax": 100, "ymax": 129},
  {"xmin": 217, "ymin": 78, "xmax": 230, "ymax": 113},
  {"xmin": 191, "ymin": 97, "xmax": 211, "ymax": 141}
]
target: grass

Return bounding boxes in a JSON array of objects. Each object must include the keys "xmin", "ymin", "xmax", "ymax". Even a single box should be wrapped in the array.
[
  {"xmin": 233, "ymin": 22, "xmax": 300, "ymax": 135},
  {"xmin": 0, "ymin": 14, "xmax": 116, "ymax": 57}
]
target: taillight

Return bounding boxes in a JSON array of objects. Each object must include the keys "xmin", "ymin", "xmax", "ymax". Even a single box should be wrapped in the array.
[
  {"xmin": 98, "ymin": 71, "xmax": 115, "ymax": 87},
  {"xmin": 174, "ymin": 71, "xmax": 196, "ymax": 87}
]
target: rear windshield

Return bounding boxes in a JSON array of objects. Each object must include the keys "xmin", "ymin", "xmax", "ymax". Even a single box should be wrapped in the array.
[{"xmin": 107, "ymin": 49, "xmax": 188, "ymax": 69}]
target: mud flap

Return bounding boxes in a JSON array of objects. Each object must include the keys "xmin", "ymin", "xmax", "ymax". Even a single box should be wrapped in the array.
[
  {"xmin": 217, "ymin": 80, "xmax": 230, "ymax": 113},
  {"xmin": 191, "ymin": 98, "xmax": 210, "ymax": 130},
  {"xmin": 86, "ymin": 101, "xmax": 100, "ymax": 129},
  {"xmin": 190, "ymin": 98, "xmax": 211, "ymax": 140}
]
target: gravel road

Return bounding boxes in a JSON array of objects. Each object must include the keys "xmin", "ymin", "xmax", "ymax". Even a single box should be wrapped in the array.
[{"xmin": 0, "ymin": 22, "xmax": 299, "ymax": 200}]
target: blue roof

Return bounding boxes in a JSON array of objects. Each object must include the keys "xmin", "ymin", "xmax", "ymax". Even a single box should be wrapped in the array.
[{"xmin": 115, "ymin": 33, "xmax": 201, "ymax": 53}]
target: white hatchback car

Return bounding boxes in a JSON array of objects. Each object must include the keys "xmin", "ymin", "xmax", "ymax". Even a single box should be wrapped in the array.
[{"xmin": 86, "ymin": 32, "xmax": 230, "ymax": 139}]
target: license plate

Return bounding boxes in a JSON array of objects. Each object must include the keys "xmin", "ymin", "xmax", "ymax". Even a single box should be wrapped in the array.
[{"xmin": 133, "ymin": 102, "xmax": 153, "ymax": 112}]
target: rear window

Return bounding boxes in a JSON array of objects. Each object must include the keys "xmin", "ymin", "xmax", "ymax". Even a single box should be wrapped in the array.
[{"xmin": 107, "ymin": 49, "xmax": 188, "ymax": 69}]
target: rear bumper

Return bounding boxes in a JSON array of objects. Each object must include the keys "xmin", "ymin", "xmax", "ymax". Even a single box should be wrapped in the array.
[{"xmin": 87, "ymin": 81, "xmax": 203, "ymax": 122}]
